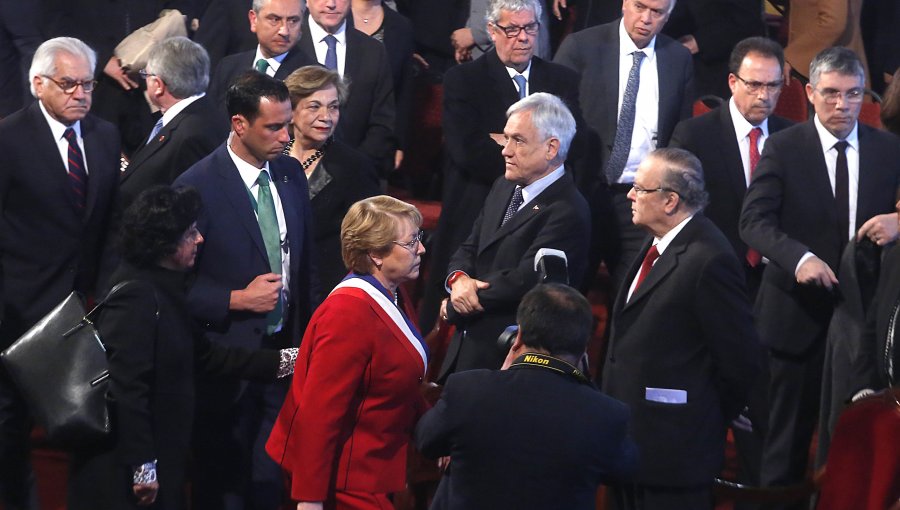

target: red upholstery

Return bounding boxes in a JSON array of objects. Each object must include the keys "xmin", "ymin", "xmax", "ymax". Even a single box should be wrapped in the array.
[
  {"xmin": 773, "ymin": 78, "xmax": 809, "ymax": 123},
  {"xmin": 858, "ymin": 102, "xmax": 883, "ymax": 129}
]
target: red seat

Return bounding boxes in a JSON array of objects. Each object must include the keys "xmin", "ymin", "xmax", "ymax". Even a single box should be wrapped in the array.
[{"xmin": 773, "ymin": 78, "xmax": 809, "ymax": 123}]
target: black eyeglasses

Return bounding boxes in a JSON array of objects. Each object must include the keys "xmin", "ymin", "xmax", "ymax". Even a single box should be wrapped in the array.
[
  {"xmin": 632, "ymin": 184, "xmax": 678, "ymax": 196},
  {"xmin": 393, "ymin": 230, "xmax": 424, "ymax": 251},
  {"xmin": 733, "ymin": 74, "xmax": 783, "ymax": 94},
  {"xmin": 43, "ymin": 76, "xmax": 97, "ymax": 94},
  {"xmin": 491, "ymin": 21, "xmax": 540, "ymax": 38}
]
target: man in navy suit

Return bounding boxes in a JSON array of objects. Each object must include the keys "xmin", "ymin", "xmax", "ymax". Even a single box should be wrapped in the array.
[
  {"xmin": 174, "ymin": 71, "xmax": 317, "ymax": 510},
  {"xmin": 604, "ymin": 148, "xmax": 759, "ymax": 510},
  {"xmin": 0, "ymin": 37, "xmax": 120, "ymax": 510},
  {"xmin": 554, "ymin": 0, "xmax": 693, "ymax": 293},
  {"xmin": 416, "ymin": 283, "xmax": 637, "ymax": 510}
]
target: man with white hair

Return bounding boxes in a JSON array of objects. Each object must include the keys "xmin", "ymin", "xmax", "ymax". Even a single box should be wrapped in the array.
[
  {"xmin": 0, "ymin": 36, "xmax": 119, "ymax": 509},
  {"xmin": 438, "ymin": 92, "xmax": 590, "ymax": 380}
]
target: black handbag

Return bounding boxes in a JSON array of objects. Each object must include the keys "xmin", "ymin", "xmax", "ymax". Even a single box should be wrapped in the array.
[{"xmin": 0, "ymin": 281, "xmax": 137, "ymax": 448}]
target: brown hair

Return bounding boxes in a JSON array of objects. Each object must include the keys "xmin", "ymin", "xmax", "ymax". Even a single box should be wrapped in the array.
[
  {"xmin": 341, "ymin": 196, "xmax": 422, "ymax": 273},
  {"xmin": 283, "ymin": 65, "xmax": 348, "ymax": 108}
]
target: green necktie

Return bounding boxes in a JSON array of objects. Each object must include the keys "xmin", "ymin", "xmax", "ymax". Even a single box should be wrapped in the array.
[
  {"xmin": 255, "ymin": 58, "xmax": 269, "ymax": 74},
  {"xmin": 256, "ymin": 170, "xmax": 283, "ymax": 334}
]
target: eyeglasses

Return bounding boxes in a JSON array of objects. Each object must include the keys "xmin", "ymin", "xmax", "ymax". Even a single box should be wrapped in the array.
[
  {"xmin": 733, "ymin": 74, "xmax": 783, "ymax": 94},
  {"xmin": 632, "ymin": 184, "xmax": 678, "ymax": 195},
  {"xmin": 42, "ymin": 76, "xmax": 97, "ymax": 94},
  {"xmin": 181, "ymin": 225, "xmax": 202, "ymax": 242},
  {"xmin": 393, "ymin": 230, "xmax": 424, "ymax": 251},
  {"xmin": 491, "ymin": 21, "xmax": 540, "ymax": 38},
  {"xmin": 814, "ymin": 87, "xmax": 864, "ymax": 105},
  {"xmin": 629, "ymin": 0, "xmax": 668, "ymax": 20},
  {"xmin": 138, "ymin": 69, "xmax": 157, "ymax": 79}
]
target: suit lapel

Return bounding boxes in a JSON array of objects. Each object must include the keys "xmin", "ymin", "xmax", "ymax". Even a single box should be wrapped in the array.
[
  {"xmin": 486, "ymin": 51, "xmax": 520, "ymax": 106},
  {"xmin": 599, "ymin": 25, "xmax": 620, "ymax": 147},
  {"xmin": 718, "ymin": 106, "xmax": 749, "ymax": 195},
  {"xmin": 478, "ymin": 174, "xmax": 569, "ymax": 255},
  {"xmin": 79, "ymin": 116, "xmax": 107, "ymax": 222},
  {"xmin": 214, "ymin": 148, "xmax": 271, "ymax": 265},
  {"xmin": 122, "ymin": 110, "xmax": 186, "ymax": 182},
  {"xmin": 802, "ymin": 121, "xmax": 838, "ymax": 227},
  {"xmin": 270, "ymin": 159, "xmax": 302, "ymax": 276},
  {"xmin": 27, "ymin": 104, "xmax": 80, "ymax": 219},
  {"xmin": 856, "ymin": 124, "xmax": 880, "ymax": 229}
]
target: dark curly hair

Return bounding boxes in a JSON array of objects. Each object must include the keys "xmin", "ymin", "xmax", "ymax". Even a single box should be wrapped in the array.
[{"xmin": 119, "ymin": 185, "xmax": 202, "ymax": 268}]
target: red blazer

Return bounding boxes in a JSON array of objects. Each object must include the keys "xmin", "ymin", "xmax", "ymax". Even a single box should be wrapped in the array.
[{"xmin": 266, "ymin": 286, "xmax": 427, "ymax": 502}]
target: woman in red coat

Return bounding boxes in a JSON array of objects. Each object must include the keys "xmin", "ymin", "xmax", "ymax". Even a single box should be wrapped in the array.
[{"xmin": 267, "ymin": 195, "xmax": 429, "ymax": 510}]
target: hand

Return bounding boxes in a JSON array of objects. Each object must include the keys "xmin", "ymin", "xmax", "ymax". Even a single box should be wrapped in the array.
[
  {"xmin": 450, "ymin": 28, "xmax": 475, "ymax": 51},
  {"xmin": 394, "ymin": 149, "xmax": 404, "ymax": 170},
  {"xmin": 783, "ymin": 61, "xmax": 793, "ymax": 85},
  {"xmin": 231, "ymin": 273, "xmax": 283, "ymax": 313},
  {"xmin": 731, "ymin": 412, "xmax": 753, "ymax": 433},
  {"xmin": 439, "ymin": 298, "xmax": 450, "ymax": 321},
  {"xmin": 489, "ymin": 132, "xmax": 505, "ymax": 147},
  {"xmin": 133, "ymin": 482, "xmax": 159, "ymax": 506},
  {"xmin": 412, "ymin": 53, "xmax": 430, "ymax": 70},
  {"xmin": 449, "ymin": 274, "xmax": 490, "ymax": 316},
  {"xmin": 679, "ymin": 35, "xmax": 699, "ymax": 55},
  {"xmin": 104, "ymin": 56, "xmax": 138, "ymax": 90},
  {"xmin": 438, "ymin": 456, "xmax": 451, "ymax": 471},
  {"xmin": 297, "ymin": 502, "xmax": 324, "ymax": 510},
  {"xmin": 454, "ymin": 47, "xmax": 472, "ymax": 64},
  {"xmin": 857, "ymin": 212, "xmax": 900, "ymax": 246},
  {"xmin": 552, "ymin": 0, "xmax": 567, "ymax": 20},
  {"xmin": 795, "ymin": 256, "xmax": 838, "ymax": 289}
]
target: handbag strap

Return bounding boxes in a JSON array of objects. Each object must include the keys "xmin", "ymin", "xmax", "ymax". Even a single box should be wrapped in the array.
[
  {"xmin": 885, "ymin": 297, "xmax": 898, "ymax": 387},
  {"xmin": 84, "ymin": 281, "xmax": 158, "ymax": 323}
]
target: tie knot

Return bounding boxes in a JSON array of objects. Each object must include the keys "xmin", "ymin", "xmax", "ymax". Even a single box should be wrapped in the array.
[
  {"xmin": 324, "ymin": 34, "xmax": 337, "ymax": 49},
  {"xmin": 834, "ymin": 140, "xmax": 849, "ymax": 153},
  {"xmin": 646, "ymin": 244, "xmax": 659, "ymax": 262},
  {"xmin": 632, "ymin": 51, "xmax": 646, "ymax": 65},
  {"xmin": 257, "ymin": 170, "xmax": 272, "ymax": 187},
  {"xmin": 63, "ymin": 128, "xmax": 76, "ymax": 142},
  {"xmin": 255, "ymin": 58, "xmax": 269, "ymax": 73}
]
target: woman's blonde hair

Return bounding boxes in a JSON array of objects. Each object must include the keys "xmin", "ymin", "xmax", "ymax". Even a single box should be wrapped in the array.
[{"xmin": 341, "ymin": 196, "xmax": 422, "ymax": 273}]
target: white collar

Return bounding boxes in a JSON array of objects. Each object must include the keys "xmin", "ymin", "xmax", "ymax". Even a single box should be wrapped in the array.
[
  {"xmin": 161, "ymin": 93, "xmax": 204, "ymax": 127},
  {"xmin": 654, "ymin": 214, "xmax": 695, "ymax": 255},
  {"xmin": 618, "ymin": 18, "xmax": 656, "ymax": 60},
  {"xmin": 308, "ymin": 14, "xmax": 347, "ymax": 46},
  {"xmin": 520, "ymin": 164, "xmax": 564, "ymax": 205},
  {"xmin": 253, "ymin": 46, "xmax": 289, "ymax": 65},
  {"xmin": 503, "ymin": 59, "xmax": 533, "ymax": 81},
  {"xmin": 38, "ymin": 100, "xmax": 80, "ymax": 140},
  {"xmin": 227, "ymin": 141, "xmax": 273, "ymax": 189},
  {"xmin": 728, "ymin": 96, "xmax": 770, "ymax": 139},
  {"xmin": 813, "ymin": 114, "xmax": 859, "ymax": 153}
]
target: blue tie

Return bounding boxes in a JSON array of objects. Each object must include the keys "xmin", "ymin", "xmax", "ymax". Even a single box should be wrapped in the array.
[
  {"xmin": 324, "ymin": 35, "xmax": 338, "ymax": 71},
  {"xmin": 513, "ymin": 74, "xmax": 527, "ymax": 99},
  {"xmin": 146, "ymin": 117, "xmax": 164, "ymax": 145},
  {"xmin": 606, "ymin": 50, "xmax": 646, "ymax": 184},
  {"xmin": 501, "ymin": 186, "xmax": 524, "ymax": 227}
]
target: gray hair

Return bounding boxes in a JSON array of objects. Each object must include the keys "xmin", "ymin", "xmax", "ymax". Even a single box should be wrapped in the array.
[
  {"xmin": 252, "ymin": 0, "xmax": 268, "ymax": 11},
  {"xmin": 506, "ymin": 92, "xmax": 576, "ymax": 163},
  {"xmin": 652, "ymin": 147, "xmax": 709, "ymax": 212},
  {"xmin": 809, "ymin": 47, "xmax": 865, "ymax": 89},
  {"xmin": 146, "ymin": 37, "xmax": 210, "ymax": 99},
  {"xmin": 486, "ymin": 0, "xmax": 542, "ymax": 26},
  {"xmin": 29, "ymin": 37, "xmax": 97, "ymax": 97}
]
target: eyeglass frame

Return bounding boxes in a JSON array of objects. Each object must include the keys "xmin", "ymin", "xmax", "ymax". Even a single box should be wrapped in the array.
[
  {"xmin": 813, "ymin": 87, "xmax": 865, "ymax": 105},
  {"xmin": 733, "ymin": 73, "xmax": 784, "ymax": 94},
  {"xmin": 42, "ymin": 75, "xmax": 98, "ymax": 94},
  {"xmin": 490, "ymin": 20, "xmax": 540, "ymax": 38},
  {"xmin": 138, "ymin": 69, "xmax": 157, "ymax": 80},
  {"xmin": 632, "ymin": 184, "xmax": 679, "ymax": 196},
  {"xmin": 393, "ymin": 230, "xmax": 424, "ymax": 251}
]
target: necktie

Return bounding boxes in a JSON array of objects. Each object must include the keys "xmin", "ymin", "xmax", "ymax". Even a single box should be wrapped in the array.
[
  {"xmin": 746, "ymin": 127, "xmax": 763, "ymax": 267},
  {"xmin": 63, "ymin": 128, "xmax": 88, "ymax": 210},
  {"xmin": 632, "ymin": 244, "xmax": 660, "ymax": 298},
  {"xmin": 324, "ymin": 35, "xmax": 338, "ymax": 71},
  {"xmin": 255, "ymin": 58, "xmax": 269, "ymax": 74},
  {"xmin": 256, "ymin": 170, "xmax": 283, "ymax": 334},
  {"xmin": 501, "ymin": 186, "xmax": 524, "ymax": 227},
  {"xmin": 606, "ymin": 50, "xmax": 646, "ymax": 184},
  {"xmin": 834, "ymin": 140, "xmax": 850, "ymax": 250},
  {"xmin": 146, "ymin": 117, "xmax": 164, "ymax": 145},
  {"xmin": 513, "ymin": 74, "xmax": 527, "ymax": 99}
]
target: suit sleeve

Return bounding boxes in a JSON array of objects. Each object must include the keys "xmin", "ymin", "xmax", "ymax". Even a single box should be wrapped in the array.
[
  {"xmin": 194, "ymin": 332, "xmax": 280, "ymax": 381},
  {"xmin": 358, "ymin": 44, "xmax": 398, "ymax": 173},
  {"xmin": 441, "ymin": 66, "xmax": 506, "ymax": 186},
  {"xmin": 687, "ymin": 0, "xmax": 764, "ymax": 63},
  {"xmin": 413, "ymin": 373, "xmax": 461, "ymax": 458},
  {"xmin": 739, "ymin": 137, "xmax": 812, "ymax": 273},
  {"xmin": 667, "ymin": 118, "xmax": 692, "ymax": 150}
]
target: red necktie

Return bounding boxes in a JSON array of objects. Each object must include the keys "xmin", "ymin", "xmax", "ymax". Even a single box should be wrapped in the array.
[
  {"xmin": 632, "ymin": 245, "xmax": 660, "ymax": 297},
  {"xmin": 63, "ymin": 128, "xmax": 88, "ymax": 211},
  {"xmin": 746, "ymin": 127, "xmax": 763, "ymax": 267}
]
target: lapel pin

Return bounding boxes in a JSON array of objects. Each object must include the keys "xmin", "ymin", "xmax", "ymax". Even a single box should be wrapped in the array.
[
  {"xmin": 158, "ymin": 135, "xmax": 165, "ymax": 143},
  {"xmin": 532, "ymin": 205, "xmax": 540, "ymax": 211}
]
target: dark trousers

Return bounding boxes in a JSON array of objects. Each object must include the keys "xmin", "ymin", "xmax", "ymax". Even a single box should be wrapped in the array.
[
  {"xmin": 760, "ymin": 342, "xmax": 826, "ymax": 510},
  {"xmin": 610, "ymin": 483, "xmax": 713, "ymax": 510},
  {"xmin": 0, "ymin": 367, "xmax": 37, "ymax": 510}
]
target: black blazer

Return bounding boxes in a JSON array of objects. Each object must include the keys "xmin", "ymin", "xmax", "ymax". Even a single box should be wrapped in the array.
[
  {"xmin": 669, "ymin": 105, "xmax": 792, "ymax": 259},
  {"xmin": 439, "ymin": 172, "xmax": 591, "ymax": 379},
  {"xmin": 303, "ymin": 140, "xmax": 380, "ymax": 292},
  {"xmin": 0, "ymin": 103, "xmax": 119, "ymax": 347},
  {"xmin": 193, "ymin": 0, "xmax": 257, "ymax": 71},
  {"xmin": 857, "ymin": 242, "xmax": 900, "ymax": 390},
  {"xmin": 603, "ymin": 214, "xmax": 760, "ymax": 487},
  {"xmin": 740, "ymin": 121, "xmax": 900, "ymax": 354},
  {"xmin": 298, "ymin": 16, "xmax": 396, "ymax": 172},
  {"xmin": 554, "ymin": 19, "xmax": 694, "ymax": 180},
  {"xmin": 415, "ymin": 367, "xmax": 637, "ymax": 510}
]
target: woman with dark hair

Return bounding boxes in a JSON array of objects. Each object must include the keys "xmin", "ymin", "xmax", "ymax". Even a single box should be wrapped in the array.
[
  {"xmin": 67, "ymin": 185, "xmax": 296, "ymax": 510},
  {"xmin": 283, "ymin": 65, "xmax": 380, "ymax": 291}
]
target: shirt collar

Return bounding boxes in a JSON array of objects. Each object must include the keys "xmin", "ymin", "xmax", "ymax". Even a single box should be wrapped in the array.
[
  {"xmin": 308, "ymin": 14, "xmax": 347, "ymax": 46},
  {"xmin": 654, "ymin": 214, "xmax": 694, "ymax": 255},
  {"xmin": 254, "ymin": 46, "xmax": 289, "ymax": 65},
  {"xmin": 38, "ymin": 100, "xmax": 81, "ymax": 140},
  {"xmin": 618, "ymin": 18, "xmax": 656, "ymax": 60},
  {"xmin": 813, "ymin": 114, "xmax": 859, "ymax": 153},
  {"xmin": 520, "ymin": 164, "xmax": 565, "ymax": 204},
  {"xmin": 161, "ymin": 93, "xmax": 204, "ymax": 126},
  {"xmin": 227, "ymin": 141, "xmax": 273, "ymax": 189},
  {"xmin": 728, "ymin": 96, "xmax": 769, "ymax": 139},
  {"xmin": 503, "ymin": 59, "xmax": 533, "ymax": 81}
]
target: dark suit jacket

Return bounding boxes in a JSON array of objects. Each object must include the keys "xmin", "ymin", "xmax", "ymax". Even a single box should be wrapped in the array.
[
  {"xmin": 857, "ymin": 242, "xmax": 900, "ymax": 390},
  {"xmin": 298, "ymin": 16, "xmax": 396, "ymax": 172},
  {"xmin": 194, "ymin": 0, "xmax": 257, "ymax": 71},
  {"xmin": 439, "ymin": 172, "xmax": 591, "ymax": 379},
  {"xmin": 173, "ymin": 144, "xmax": 318, "ymax": 351},
  {"xmin": 0, "ymin": 103, "xmax": 119, "ymax": 347},
  {"xmin": 740, "ymin": 121, "xmax": 900, "ymax": 354},
  {"xmin": 554, "ymin": 19, "xmax": 694, "ymax": 181},
  {"xmin": 602, "ymin": 214, "xmax": 759, "ymax": 487},
  {"xmin": 670, "ymin": 105, "xmax": 792, "ymax": 259},
  {"xmin": 415, "ymin": 366, "xmax": 637, "ymax": 510},
  {"xmin": 304, "ymin": 140, "xmax": 380, "ymax": 292}
]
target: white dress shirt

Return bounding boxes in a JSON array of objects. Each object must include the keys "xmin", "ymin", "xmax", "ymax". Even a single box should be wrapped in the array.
[
  {"xmin": 39, "ymin": 100, "xmax": 90, "ymax": 176},
  {"xmin": 728, "ymin": 97, "xmax": 771, "ymax": 186},
  {"xmin": 503, "ymin": 59, "xmax": 533, "ymax": 97},
  {"xmin": 616, "ymin": 20, "xmax": 659, "ymax": 184},
  {"xmin": 308, "ymin": 16, "xmax": 348, "ymax": 77}
]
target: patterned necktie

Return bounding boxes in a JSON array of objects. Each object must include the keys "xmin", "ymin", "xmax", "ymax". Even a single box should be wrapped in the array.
[
  {"xmin": 834, "ymin": 140, "xmax": 850, "ymax": 249},
  {"xmin": 501, "ymin": 186, "xmax": 524, "ymax": 227},
  {"xmin": 256, "ymin": 170, "xmax": 283, "ymax": 334},
  {"xmin": 146, "ymin": 117, "xmax": 164, "ymax": 145},
  {"xmin": 324, "ymin": 35, "xmax": 338, "ymax": 71},
  {"xmin": 255, "ymin": 58, "xmax": 269, "ymax": 74},
  {"xmin": 513, "ymin": 74, "xmax": 527, "ymax": 99},
  {"xmin": 631, "ymin": 244, "xmax": 660, "ymax": 298},
  {"xmin": 63, "ymin": 128, "xmax": 88, "ymax": 210},
  {"xmin": 606, "ymin": 50, "xmax": 646, "ymax": 184},
  {"xmin": 746, "ymin": 127, "xmax": 763, "ymax": 267}
]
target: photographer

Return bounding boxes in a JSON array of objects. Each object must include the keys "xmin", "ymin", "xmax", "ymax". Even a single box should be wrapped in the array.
[{"xmin": 415, "ymin": 283, "xmax": 637, "ymax": 509}]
